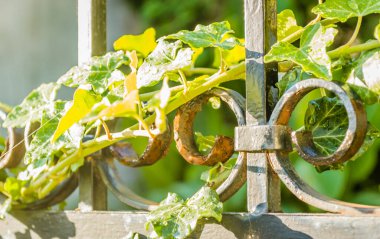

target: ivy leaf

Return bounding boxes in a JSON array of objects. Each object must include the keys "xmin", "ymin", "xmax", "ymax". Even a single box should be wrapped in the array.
[
  {"xmin": 346, "ymin": 49, "xmax": 380, "ymax": 104},
  {"xmin": 277, "ymin": 9, "xmax": 303, "ymax": 41},
  {"xmin": 137, "ymin": 40, "xmax": 192, "ymax": 88},
  {"xmin": 114, "ymin": 28, "xmax": 157, "ymax": 57},
  {"xmin": 52, "ymin": 88, "xmax": 100, "ymax": 142},
  {"xmin": 277, "ymin": 67, "xmax": 312, "ymax": 97},
  {"xmin": 265, "ymin": 23, "xmax": 337, "ymax": 80},
  {"xmin": 312, "ymin": 0, "xmax": 380, "ymax": 22},
  {"xmin": 147, "ymin": 187, "xmax": 223, "ymax": 239},
  {"xmin": 304, "ymin": 97, "xmax": 347, "ymax": 156},
  {"xmin": 166, "ymin": 21, "xmax": 240, "ymax": 50},
  {"xmin": 200, "ymin": 157, "xmax": 237, "ymax": 189},
  {"xmin": 97, "ymin": 90, "xmax": 139, "ymax": 119},
  {"xmin": 195, "ymin": 132, "xmax": 215, "ymax": 153},
  {"xmin": 3, "ymin": 83, "xmax": 60, "ymax": 128},
  {"xmin": 58, "ymin": 51, "xmax": 129, "ymax": 94},
  {"xmin": 24, "ymin": 101, "xmax": 84, "ymax": 168}
]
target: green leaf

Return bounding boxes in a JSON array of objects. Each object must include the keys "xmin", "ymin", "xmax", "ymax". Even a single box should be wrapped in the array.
[
  {"xmin": 265, "ymin": 23, "xmax": 337, "ymax": 80},
  {"xmin": 194, "ymin": 132, "xmax": 215, "ymax": 153},
  {"xmin": 3, "ymin": 83, "xmax": 60, "ymax": 128},
  {"xmin": 346, "ymin": 49, "xmax": 380, "ymax": 100},
  {"xmin": 137, "ymin": 40, "xmax": 193, "ymax": 88},
  {"xmin": 52, "ymin": 88, "xmax": 100, "ymax": 142},
  {"xmin": 114, "ymin": 28, "xmax": 157, "ymax": 57},
  {"xmin": 200, "ymin": 157, "xmax": 237, "ymax": 189},
  {"xmin": 312, "ymin": 0, "xmax": 380, "ymax": 22},
  {"xmin": 147, "ymin": 187, "xmax": 223, "ymax": 239},
  {"xmin": 277, "ymin": 67, "xmax": 312, "ymax": 97},
  {"xmin": 348, "ymin": 84, "xmax": 380, "ymax": 105},
  {"xmin": 277, "ymin": 9, "xmax": 303, "ymax": 41},
  {"xmin": 58, "ymin": 51, "xmax": 129, "ymax": 94},
  {"xmin": 23, "ymin": 101, "xmax": 84, "ymax": 174},
  {"xmin": 166, "ymin": 21, "xmax": 240, "ymax": 50},
  {"xmin": 304, "ymin": 97, "xmax": 347, "ymax": 156},
  {"xmin": 3, "ymin": 177, "xmax": 25, "ymax": 200},
  {"xmin": 304, "ymin": 97, "xmax": 379, "ymax": 163}
]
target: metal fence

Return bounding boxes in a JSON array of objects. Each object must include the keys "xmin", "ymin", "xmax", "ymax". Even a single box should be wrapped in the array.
[{"xmin": 1, "ymin": 0, "xmax": 380, "ymax": 238}]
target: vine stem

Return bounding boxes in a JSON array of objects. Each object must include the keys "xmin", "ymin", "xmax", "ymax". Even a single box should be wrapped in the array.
[
  {"xmin": 328, "ymin": 40, "xmax": 380, "ymax": 59},
  {"xmin": 25, "ymin": 62, "xmax": 245, "ymax": 194},
  {"xmin": 330, "ymin": 16, "xmax": 362, "ymax": 55}
]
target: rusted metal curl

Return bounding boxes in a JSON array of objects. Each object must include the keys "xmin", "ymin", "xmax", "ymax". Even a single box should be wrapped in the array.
[
  {"xmin": 0, "ymin": 111, "xmax": 25, "ymax": 169},
  {"xmin": 96, "ymin": 88, "xmax": 247, "ymax": 209},
  {"xmin": 173, "ymin": 90, "xmax": 236, "ymax": 166},
  {"xmin": 267, "ymin": 78, "xmax": 380, "ymax": 214},
  {"xmin": 103, "ymin": 121, "xmax": 172, "ymax": 167}
]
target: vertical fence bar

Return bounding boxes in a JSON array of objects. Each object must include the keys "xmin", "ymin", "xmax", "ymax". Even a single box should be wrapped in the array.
[
  {"xmin": 244, "ymin": 0, "xmax": 280, "ymax": 213},
  {"xmin": 78, "ymin": 0, "xmax": 107, "ymax": 211}
]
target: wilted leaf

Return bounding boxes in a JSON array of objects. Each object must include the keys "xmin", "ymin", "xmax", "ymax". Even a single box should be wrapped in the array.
[
  {"xmin": 167, "ymin": 21, "xmax": 240, "ymax": 50},
  {"xmin": 265, "ymin": 23, "xmax": 337, "ymax": 80},
  {"xmin": 277, "ymin": 9, "xmax": 303, "ymax": 41},
  {"xmin": 114, "ymin": 28, "xmax": 157, "ymax": 57},
  {"xmin": 147, "ymin": 187, "xmax": 223, "ymax": 239},
  {"xmin": 4, "ymin": 83, "xmax": 60, "ymax": 128},
  {"xmin": 137, "ymin": 40, "xmax": 192, "ymax": 88},
  {"xmin": 52, "ymin": 88, "xmax": 100, "ymax": 142},
  {"xmin": 312, "ymin": 0, "xmax": 380, "ymax": 22},
  {"xmin": 58, "ymin": 51, "xmax": 129, "ymax": 94}
]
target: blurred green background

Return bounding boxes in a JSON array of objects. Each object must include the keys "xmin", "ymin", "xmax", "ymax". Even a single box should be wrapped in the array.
[{"xmin": 0, "ymin": 0, "xmax": 379, "ymax": 212}]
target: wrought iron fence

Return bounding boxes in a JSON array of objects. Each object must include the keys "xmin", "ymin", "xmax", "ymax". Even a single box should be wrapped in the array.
[{"xmin": 1, "ymin": 0, "xmax": 380, "ymax": 238}]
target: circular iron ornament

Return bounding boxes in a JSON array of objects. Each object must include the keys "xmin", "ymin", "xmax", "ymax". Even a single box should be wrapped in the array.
[
  {"xmin": 0, "ymin": 111, "xmax": 25, "ymax": 169},
  {"xmin": 173, "ymin": 88, "xmax": 247, "ymax": 202},
  {"xmin": 268, "ymin": 78, "xmax": 380, "ymax": 214},
  {"xmin": 97, "ymin": 88, "xmax": 247, "ymax": 210}
]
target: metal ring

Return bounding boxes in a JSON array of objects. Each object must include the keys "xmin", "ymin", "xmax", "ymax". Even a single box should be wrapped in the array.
[
  {"xmin": 97, "ymin": 88, "xmax": 247, "ymax": 210},
  {"xmin": 268, "ymin": 78, "xmax": 380, "ymax": 214}
]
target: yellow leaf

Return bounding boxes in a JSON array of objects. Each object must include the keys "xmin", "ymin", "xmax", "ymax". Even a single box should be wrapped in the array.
[
  {"xmin": 98, "ymin": 90, "xmax": 138, "ymax": 118},
  {"xmin": 192, "ymin": 47, "xmax": 204, "ymax": 63},
  {"xmin": 124, "ymin": 51, "xmax": 138, "ymax": 95},
  {"xmin": 114, "ymin": 28, "xmax": 157, "ymax": 57},
  {"xmin": 52, "ymin": 89, "xmax": 99, "ymax": 142},
  {"xmin": 213, "ymin": 38, "xmax": 245, "ymax": 67}
]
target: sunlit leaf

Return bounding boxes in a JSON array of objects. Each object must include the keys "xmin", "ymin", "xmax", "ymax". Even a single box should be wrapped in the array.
[
  {"xmin": 3, "ymin": 83, "xmax": 60, "ymax": 128},
  {"xmin": 346, "ymin": 49, "xmax": 380, "ymax": 104},
  {"xmin": 114, "ymin": 28, "xmax": 157, "ymax": 57},
  {"xmin": 147, "ymin": 187, "xmax": 223, "ymax": 239},
  {"xmin": 277, "ymin": 67, "xmax": 312, "ymax": 97},
  {"xmin": 195, "ymin": 132, "xmax": 215, "ymax": 153},
  {"xmin": 24, "ymin": 101, "xmax": 84, "ymax": 169},
  {"xmin": 277, "ymin": 9, "xmax": 303, "ymax": 41},
  {"xmin": 58, "ymin": 51, "xmax": 129, "ymax": 94},
  {"xmin": 98, "ymin": 90, "xmax": 139, "ymax": 119},
  {"xmin": 375, "ymin": 23, "xmax": 380, "ymax": 41},
  {"xmin": 137, "ymin": 40, "xmax": 193, "ymax": 88},
  {"xmin": 167, "ymin": 21, "xmax": 240, "ymax": 50},
  {"xmin": 124, "ymin": 51, "xmax": 139, "ymax": 95},
  {"xmin": 265, "ymin": 24, "xmax": 337, "ymax": 80},
  {"xmin": 312, "ymin": 0, "xmax": 380, "ymax": 22},
  {"xmin": 52, "ymin": 88, "xmax": 100, "ymax": 142}
]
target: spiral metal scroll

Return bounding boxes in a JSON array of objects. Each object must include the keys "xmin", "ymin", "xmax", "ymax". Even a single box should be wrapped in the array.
[
  {"xmin": 267, "ymin": 78, "xmax": 380, "ymax": 214},
  {"xmin": 96, "ymin": 88, "xmax": 247, "ymax": 210}
]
